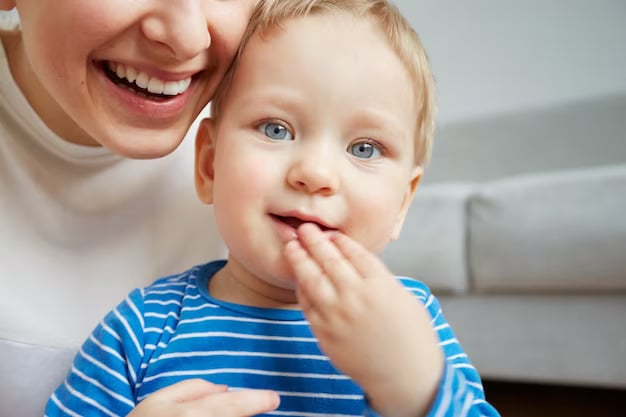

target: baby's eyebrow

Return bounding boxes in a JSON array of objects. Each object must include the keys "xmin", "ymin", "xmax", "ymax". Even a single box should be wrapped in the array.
[
  {"xmin": 347, "ymin": 110, "xmax": 408, "ymax": 136},
  {"xmin": 244, "ymin": 88, "xmax": 303, "ymax": 108}
]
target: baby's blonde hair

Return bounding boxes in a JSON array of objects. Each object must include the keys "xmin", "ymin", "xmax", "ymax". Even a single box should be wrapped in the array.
[{"xmin": 211, "ymin": 0, "xmax": 436, "ymax": 165}]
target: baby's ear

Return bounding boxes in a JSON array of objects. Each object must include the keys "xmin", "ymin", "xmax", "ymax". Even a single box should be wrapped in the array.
[
  {"xmin": 389, "ymin": 165, "xmax": 422, "ymax": 241},
  {"xmin": 194, "ymin": 118, "xmax": 217, "ymax": 205}
]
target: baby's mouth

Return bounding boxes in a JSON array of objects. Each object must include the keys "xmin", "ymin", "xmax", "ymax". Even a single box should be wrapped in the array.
[
  {"xmin": 102, "ymin": 61, "xmax": 193, "ymax": 100},
  {"xmin": 271, "ymin": 214, "xmax": 334, "ymax": 232}
]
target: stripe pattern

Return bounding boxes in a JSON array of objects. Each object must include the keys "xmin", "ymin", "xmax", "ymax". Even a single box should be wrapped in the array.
[{"xmin": 46, "ymin": 260, "xmax": 500, "ymax": 417}]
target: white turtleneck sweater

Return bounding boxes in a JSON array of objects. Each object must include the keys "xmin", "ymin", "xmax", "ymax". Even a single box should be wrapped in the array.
[{"xmin": 0, "ymin": 41, "xmax": 226, "ymax": 351}]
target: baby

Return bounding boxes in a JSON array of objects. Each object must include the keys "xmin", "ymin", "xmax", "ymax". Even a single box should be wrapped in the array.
[{"xmin": 45, "ymin": 1, "xmax": 500, "ymax": 416}]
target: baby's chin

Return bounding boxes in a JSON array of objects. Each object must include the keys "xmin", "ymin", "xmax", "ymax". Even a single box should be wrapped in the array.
[
  {"xmin": 267, "ymin": 264, "xmax": 299, "ymax": 291},
  {"xmin": 257, "ymin": 275, "xmax": 299, "ymax": 306}
]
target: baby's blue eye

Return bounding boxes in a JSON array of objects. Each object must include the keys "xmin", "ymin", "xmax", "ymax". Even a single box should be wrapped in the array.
[
  {"xmin": 259, "ymin": 122, "xmax": 293, "ymax": 141},
  {"xmin": 349, "ymin": 141, "xmax": 381, "ymax": 159}
]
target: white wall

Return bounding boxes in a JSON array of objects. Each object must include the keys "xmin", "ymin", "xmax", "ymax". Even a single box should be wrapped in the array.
[{"xmin": 394, "ymin": 0, "xmax": 626, "ymax": 124}]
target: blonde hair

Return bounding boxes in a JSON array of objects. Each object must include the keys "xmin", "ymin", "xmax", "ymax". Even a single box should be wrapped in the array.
[{"xmin": 211, "ymin": 0, "xmax": 436, "ymax": 165}]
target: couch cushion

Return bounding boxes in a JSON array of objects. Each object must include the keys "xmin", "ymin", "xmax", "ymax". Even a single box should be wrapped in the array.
[
  {"xmin": 0, "ymin": 338, "xmax": 75, "ymax": 417},
  {"xmin": 439, "ymin": 294, "xmax": 626, "ymax": 387},
  {"xmin": 382, "ymin": 183, "xmax": 472, "ymax": 294},
  {"xmin": 469, "ymin": 164, "xmax": 626, "ymax": 292}
]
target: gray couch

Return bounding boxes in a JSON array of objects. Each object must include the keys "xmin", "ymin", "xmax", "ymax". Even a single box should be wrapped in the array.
[{"xmin": 383, "ymin": 93, "xmax": 626, "ymax": 389}]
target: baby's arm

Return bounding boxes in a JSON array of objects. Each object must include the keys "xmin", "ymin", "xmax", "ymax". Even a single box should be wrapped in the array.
[
  {"xmin": 45, "ymin": 290, "xmax": 146, "ymax": 416},
  {"xmin": 284, "ymin": 223, "xmax": 499, "ymax": 417},
  {"xmin": 392, "ymin": 279, "xmax": 500, "ymax": 417},
  {"xmin": 44, "ymin": 290, "xmax": 279, "ymax": 417},
  {"xmin": 284, "ymin": 224, "xmax": 442, "ymax": 417}
]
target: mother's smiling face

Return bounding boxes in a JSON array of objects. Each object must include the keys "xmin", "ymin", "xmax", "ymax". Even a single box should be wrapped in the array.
[{"xmin": 2, "ymin": 0, "xmax": 254, "ymax": 158}]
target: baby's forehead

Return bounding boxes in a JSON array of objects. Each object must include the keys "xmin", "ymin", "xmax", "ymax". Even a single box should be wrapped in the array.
[
  {"xmin": 214, "ymin": 2, "xmax": 431, "ymax": 166},
  {"xmin": 223, "ymin": 22, "xmax": 417, "ymax": 135}
]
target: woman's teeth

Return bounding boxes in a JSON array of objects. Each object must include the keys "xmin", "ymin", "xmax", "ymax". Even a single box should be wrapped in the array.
[{"xmin": 107, "ymin": 62, "xmax": 192, "ymax": 96}]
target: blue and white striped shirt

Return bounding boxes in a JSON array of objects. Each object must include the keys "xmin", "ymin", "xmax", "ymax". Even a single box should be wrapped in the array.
[{"xmin": 45, "ymin": 260, "xmax": 500, "ymax": 417}]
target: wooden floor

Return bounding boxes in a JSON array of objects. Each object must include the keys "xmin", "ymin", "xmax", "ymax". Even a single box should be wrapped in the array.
[{"xmin": 483, "ymin": 380, "xmax": 626, "ymax": 417}]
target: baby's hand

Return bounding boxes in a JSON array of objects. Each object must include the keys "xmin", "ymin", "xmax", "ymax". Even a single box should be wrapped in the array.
[
  {"xmin": 129, "ymin": 379, "xmax": 279, "ymax": 417},
  {"xmin": 284, "ymin": 223, "xmax": 443, "ymax": 417}
]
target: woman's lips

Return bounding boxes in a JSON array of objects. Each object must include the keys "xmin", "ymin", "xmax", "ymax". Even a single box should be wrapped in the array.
[
  {"xmin": 104, "ymin": 61, "xmax": 193, "ymax": 97},
  {"xmin": 96, "ymin": 60, "xmax": 198, "ymax": 120}
]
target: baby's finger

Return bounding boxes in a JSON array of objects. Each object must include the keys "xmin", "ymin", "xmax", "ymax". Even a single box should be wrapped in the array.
[
  {"xmin": 194, "ymin": 389, "xmax": 280, "ymax": 417},
  {"xmin": 132, "ymin": 382, "xmax": 278, "ymax": 417},
  {"xmin": 284, "ymin": 238, "xmax": 337, "ymax": 311},
  {"xmin": 296, "ymin": 223, "xmax": 361, "ymax": 292},
  {"xmin": 151, "ymin": 378, "xmax": 228, "ymax": 402},
  {"xmin": 332, "ymin": 232, "xmax": 389, "ymax": 281}
]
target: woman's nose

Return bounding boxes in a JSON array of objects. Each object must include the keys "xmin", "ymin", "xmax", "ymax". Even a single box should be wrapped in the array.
[{"xmin": 140, "ymin": 0, "xmax": 211, "ymax": 61}]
